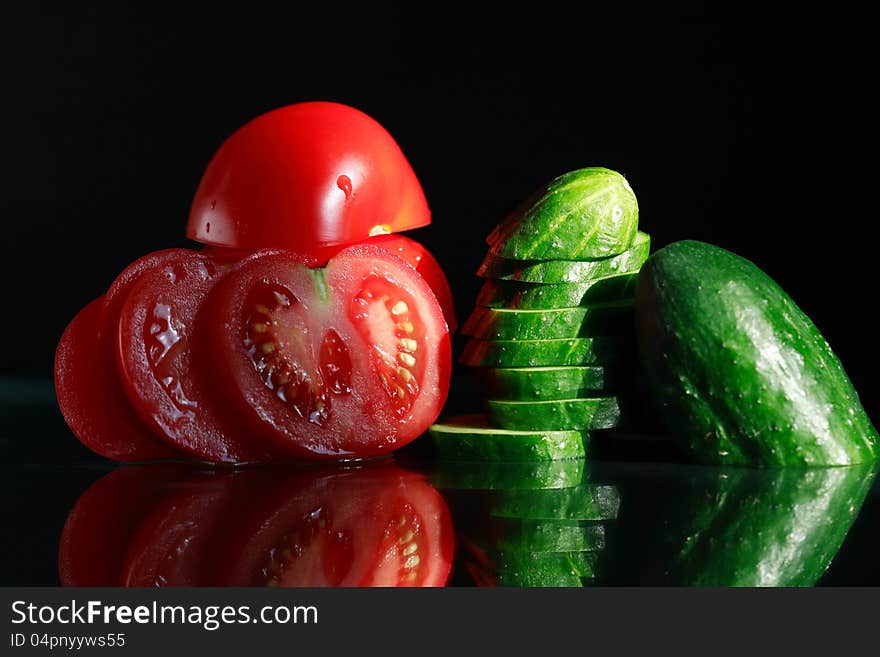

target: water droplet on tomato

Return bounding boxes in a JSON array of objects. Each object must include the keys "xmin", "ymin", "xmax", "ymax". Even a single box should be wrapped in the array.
[{"xmin": 337, "ymin": 174, "xmax": 353, "ymax": 199}]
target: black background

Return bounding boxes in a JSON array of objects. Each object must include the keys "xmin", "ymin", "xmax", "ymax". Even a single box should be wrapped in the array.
[{"xmin": 1, "ymin": 5, "xmax": 878, "ymax": 422}]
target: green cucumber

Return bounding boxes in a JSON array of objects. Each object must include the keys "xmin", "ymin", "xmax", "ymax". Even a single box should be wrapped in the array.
[
  {"xmin": 491, "ymin": 485, "xmax": 620, "ymax": 521},
  {"xmin": 488, "ymin": 167, "xmax": 639, "ymax": 260},
  {"xmin": 487, "ymin": 397, "xmax": 621, "ymax": 431},
  {"xmin": 459, "ymin": 336, "xmax": 627, "ymax": 368},
  {"xmin": 476, "ymin": 273, "xmax": 638, "ymax": 310},
  {"xmin": 635, "ymin": 240, "xmax": 880, "ymax": 466},
  {"xmin": 464, "ymin": 558, "xmax": 588, "ymax": 587},
  {"xmin": 667, "ymin": 464, "xmax": 876, "ymax": 586},
  {"xmin": 474, "ymin": 366, "xmax": 616, "ymax": 400},
  {"xmin": 461, "ymin": 301, "xmax": 634, "ymax": 340},
  {"xmin": 491, "ymin": 519, "xmax": 606, "ymax": 553},
  {"xmin": 428, "ymin": 415, "xmax": 587, "ymax": 461},
  {"xmin": 479, "ymin": 231, "xmax": 651, "ymax": 283},
  {"xmin": 428, "ymin": 459, "xmax": 586, "ymax": 490}
]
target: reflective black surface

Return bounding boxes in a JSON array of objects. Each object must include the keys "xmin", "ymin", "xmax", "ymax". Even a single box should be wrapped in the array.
[{"xmin": 3, "ymin": 380, "xmax": 880, "ymax": 586}]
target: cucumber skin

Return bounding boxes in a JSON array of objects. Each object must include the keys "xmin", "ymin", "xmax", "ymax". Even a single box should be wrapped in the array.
[
  {"xmin": 461, "ymin": 302, "xmax": 634, "ymax": 340},
  {"xmin": 428, "ymin": 419, "xmax": 587, "ymax": 461},
  {"xmin": 491, "ymin": 485, "xmax": 620, "ymax": 521},
  {"xmin": 488, "ymin": 519, "xmax": 606, "ymax": 553},
  {"xmin": 487, "ymin": 397, "xmax": 621, "ymax": 431},
  {"xmin": 635, "ymin": 240, "xmax": 879, "ymax": 466},
  {"xmin": 476, "ymin": 273, "xmax": 638, "ymax": 310},
  {"xmin": 479, "ymin": 232, "xmax": 650, "ymax": 283},
  {"xmin": 459, "ymin": 336, "xmax": 628, "ymax": 368},
  {"xmin": 488, "ymin": 168, "xmax": 639, "ymax": 260},
  {"xmin": 668, "ymin": 464, "xmax": 876, "ymax": 586},
  {"xmin": 428, "ymin": 459, "xmax": 586, "ymax": 490},
  {"xmin": 475, "ymin": 366, "xmax": 616, "ymax": 400}
]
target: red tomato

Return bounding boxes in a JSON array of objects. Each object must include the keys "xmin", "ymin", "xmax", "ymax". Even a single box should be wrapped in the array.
[
  {"xmin": 202, "ymin": 244, "xmax": 451, "ymax": 459},
  {"xmin": 220, "ymin": 466, "xmax": 455, "ymax": 587},
  {"xmin": 187, "ymin": 102, "xmax": 430, "ymax": 252},
  {"xmin": 115, "ymin": 249, "xmax": 280, "ymax": 463}
]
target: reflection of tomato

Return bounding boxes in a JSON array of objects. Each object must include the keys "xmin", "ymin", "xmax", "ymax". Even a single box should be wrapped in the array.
[
  {"xmin": 59, "ymin": 464, "xmax": 455, "ymax": 587},
  {"xmin": 219, "ymin": 466, "xmax": 455, "ymax": 587},
  {"xmin": 187, "ymin": 102, "xmax": 430, "ymax": 252},
  {"xmin": 115, "ymin": 249, "xmax": 278, "ymax": 463},
  {"xmin": 203, "ymin": 245, "xmax": 451, "ymax": 459}
]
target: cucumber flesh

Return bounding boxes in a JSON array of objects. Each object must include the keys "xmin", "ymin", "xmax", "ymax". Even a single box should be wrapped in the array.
[
  {"xmin": 487, "ymin": 397, "xmax": 621, "ymax": 431},
  {"xmin": 459, "ymin": 336, "xmax": 628, "ymax": 368},
  {"xmin": 491, "ymin": 485, "xmax": 620, "ymax": 521},
  {"xmin": 461, "ymin": 301, "xmax": 634, "ymax": 340},
  {"xmin": 475, "ymin": 365, "xmax": 617, "ymax": 400},
  {"xmin": 476, "ymin": 273, "xmax": 638, "ymax": 310},
  {"xmin": 428, "ymin": 415, "xmax": 587, "ymax": 461},
  {"xmin": 479, "ymin": 231, "xmax": 650, "ymax": 283}
]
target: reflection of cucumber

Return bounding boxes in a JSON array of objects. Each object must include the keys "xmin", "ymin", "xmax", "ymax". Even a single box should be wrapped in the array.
[
  {"xmin": 492, "ymin": 519, "xmax": 606, "ymax": 553},
  {"xmin": 428, "ymin": 415, "xmax": 587, "ymax": 461},
  {"xmin": 461, "ymin": 301, "xmax": 633, "ymax": 340},
  {"xmin": 491, "ymin": 485, "xmax": 620, "ymax": 521},
  {"xmin": 464, "ymin": 558, "xmax": 587, "ymax": 587},
  {"xmin": 479, "ymin": 231, "xmax": 650, "ymax": 283},
  {"xmin": 488, "ymin": 168, "xmax": 639, "ymax": 260},
  {"xmin": 428, "ymin": 459, "xmax": 586, "ymax": 490},
  {"xmin": 475, "ymin": 366, "xmax": 616, "ymax": 400},
  {"xmin": 488, "ymin": 397, "xmax": 620, "ymax": 431},
  {"xmin": 459, "ymin": 336, "xmax": 627, "ymax": 368},
  {"xmin": 668, "ymin": 464, "xmax": 877, "ymax": 586},
  {"xmin": 476, "ymin": 274, "xmax": 637, "ymax": 310}
]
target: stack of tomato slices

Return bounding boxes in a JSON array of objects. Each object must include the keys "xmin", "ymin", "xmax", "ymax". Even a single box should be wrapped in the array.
[
  {"xmin": 54, "ymin": 102, "xmax": 454, "ymax": 463},
  {"xmin": 59, "ymin": 463, "xmax": 455, "ymax": 587}
]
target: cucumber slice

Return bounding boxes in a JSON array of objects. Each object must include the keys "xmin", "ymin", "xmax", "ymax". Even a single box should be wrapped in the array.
[
  {"xmin": 491, "ymin": 485, "xmax": 620, "ymax": 521},
  {"xmin": 461, "ymin": 301, "xmax": 634, "ymax": 340},
  {"xmin": 476, "ymin": 273, "xmax": 638, "ymax": 310},
  {"xmin": 492, "ymin": 519, "xmax": 606, "ymax": 553},
  {"xmin": 427, "ymin": 459, "xmax": 586, "ymax": 490},
  {"xmin": 488, "ymin": 168, "xmax": 639, "ymax": 260},
  {"xmin": 475, "ymin": 366, "xmax": 616, "ymax": 400},
  {"xmin": 479, "ymin": 231, "xmax": 650, "ymax": 283},
  {"xmin": 464, "ymin": 558, "xmax": 589, "ymax": 587},
  {"xmin": 487, "ymin": 397, "xmax": 621, "ymax": 431},
  {"xmin": 459, "ymin": 336, "xmax": 628, "ymax": 368},
  {"xmin": 428, "ymin": 415, "xmax": 587, "ymax": 461}
]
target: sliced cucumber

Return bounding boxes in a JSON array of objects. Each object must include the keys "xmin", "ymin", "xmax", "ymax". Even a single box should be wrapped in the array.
[
  {"xmin": 475, "ymin": 366, "xmax": 616, "ymax": 400},
  {"xmin": 491, "ymin": 485, "xmax": 620, "ymax": 521},
  {"xmin": 488, "ymin": 168, "xmax": 639, "ymax": 260},
  {"xmin": 428, "ymin": 415, "xmax": 587, "ymax": 461},
  {"xmin": 476, "ymin": 273, "xmax": 638, "ymax": 310},
  {"xmin": 492, "ymin": 519, "xmax": 606, "ymax": 553},
  {"xmin": 461, "ymin": 301, "xmax": 634, "ymax": 340},
  {"xmin": 427, "ymin": 459, "xmax": 586, "ymax": 490},
  {"xmin": 479, "ymin": 231, "xmax": 650, "ymax": 283},
  {"xmin": 459, "ymin": 336, "xmax": 628, "ymax": 368},
  {"xmin": 487, "ymin": 397, "xmax": 621, "ymax": 431}
]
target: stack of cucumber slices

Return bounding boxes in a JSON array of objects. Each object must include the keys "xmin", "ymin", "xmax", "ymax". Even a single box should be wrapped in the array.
[
  {"xmin": 430, "ymin": 461, "xmax": 619, "ymax": 586},
  {"xmin": 430, "ymin": 167, "xmax": 647, "ymax": 460}
]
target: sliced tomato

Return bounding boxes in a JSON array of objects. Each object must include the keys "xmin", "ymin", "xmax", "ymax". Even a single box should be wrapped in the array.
[
  {"xmin": 115, "ymin": 250, "xmax": 278, "ymax": 463},
  {"xmin": 187, "ymin": 102, "xmax": 430, "ymax": 252},
  {"xmin": 58, "ymin": 464, "xmax": 192, "ymax": 586},
  {"xmin": 220, "ymin": 465, "xmax": 455, "ymax": 587},
  {"xmin": 203, "ymin": 244, "xmax": 451, "ymax": 459}
]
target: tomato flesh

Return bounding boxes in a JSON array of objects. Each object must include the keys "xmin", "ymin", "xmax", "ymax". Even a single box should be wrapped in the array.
[{"xmin": 187, "ymin": 102, "xmax": 430, "ymax": 252}]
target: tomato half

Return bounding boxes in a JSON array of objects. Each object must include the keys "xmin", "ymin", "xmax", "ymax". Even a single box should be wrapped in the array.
[
  {"xmin": 220, "ymin": 466, "xmax": 455, "ymax": 587},
  {"xmin": 203, "ymin": 244, "xmax": 451, "ymax": 459},
  {"xmin": 115, "ymin": 249, "xmax": 279, "ymax": 463},
  {"xmin": 187, "ymin": 102, "xmax": 430, "ymax": 252}
]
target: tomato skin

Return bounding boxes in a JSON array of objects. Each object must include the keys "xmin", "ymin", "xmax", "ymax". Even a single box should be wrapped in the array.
[
  {"xmin": 203, "ymin": 245, "xmax": 450, "ymax": 460},
  {"xmin": 115, "ymin": 250, "xmax": 280, "ymax": 463},
  {"xmin": 187, "ymin": 102, "xmax": 430, "ymax": 251}
]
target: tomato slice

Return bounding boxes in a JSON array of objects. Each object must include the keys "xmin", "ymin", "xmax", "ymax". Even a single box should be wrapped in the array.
[
  {"xmin": 187, "ymin": 102, "xmax": 430, "ymax": 252},
  {"xmin": 54, "ymin": 298, "xmax": 177, "ymax": 461},
  {"xmin": 220, "ymin": 465, "xmax": 455, "ymax": 587},
  {"xmin": 58, "ymin": 464, "xmax": 192, "ymax": 585},
  {"xmin": 203, "ymin": 244, "xmax": 451, "ymax": 459},
  {"xmin": 115, "ymin": 250, "xmax": 279, "ymax": 463}
]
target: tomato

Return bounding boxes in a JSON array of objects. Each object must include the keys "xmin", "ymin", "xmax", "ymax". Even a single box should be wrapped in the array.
[
  {"xmin": 202, "ymin": 234, "xmax": 457, "ymax": 332},
  {"xmin": 203, "ymin": 244, "xmax": 451, "ymax": 459},
  {"xmin": 115, "ymin": 249, "xmax": 279, "ymax": 463},
  {"xmin": 187, "ymin": 102, "xmax": 430, "ymax": 252},
  {"xmin": 220, "ymin": 465, "xmax": 455, "ymax": 587},
  {"xmin": 58, "ymin": 464, "xmax": 192, "ymax": 585}
]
